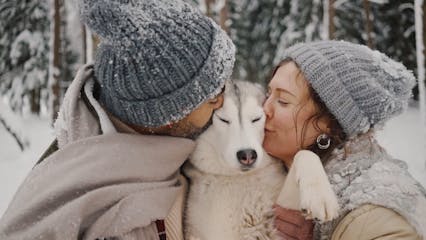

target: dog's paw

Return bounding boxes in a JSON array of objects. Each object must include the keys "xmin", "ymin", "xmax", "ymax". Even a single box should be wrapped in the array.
[
  {"xmin": 294, "ymin": 150, "xmax": 339, "ymax": 222},
  {"xmin": 298, "ymin": 178, "xmax": 339, "ymax": 222}
]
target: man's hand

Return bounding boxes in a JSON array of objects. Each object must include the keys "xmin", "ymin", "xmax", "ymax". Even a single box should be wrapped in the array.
[{"xmin": 273, "ymin": 205, "xmax": 313, "ymax": 240}]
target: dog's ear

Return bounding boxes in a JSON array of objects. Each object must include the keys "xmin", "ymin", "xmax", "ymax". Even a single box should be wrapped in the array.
[
  {"xmin": 253, "ymin": 83, "xmax": 266, "ymax": 103},
  {"xmin": 224, "ymin": 80, "xmax": 234, "ymax": 95},
  {"xmin": 253, "ymin": 83, "xmax": 264, "ymax": 91}
]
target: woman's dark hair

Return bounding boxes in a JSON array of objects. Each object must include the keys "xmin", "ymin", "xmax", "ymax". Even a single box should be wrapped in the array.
[{"xmin": 268, "ymin": 60, "xmax": 347, "ymax": 163}]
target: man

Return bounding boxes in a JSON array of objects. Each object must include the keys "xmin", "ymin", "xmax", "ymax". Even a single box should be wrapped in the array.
[{"xmin": 0, "ymin": 0, "xmax": 234, "ymax": 239}]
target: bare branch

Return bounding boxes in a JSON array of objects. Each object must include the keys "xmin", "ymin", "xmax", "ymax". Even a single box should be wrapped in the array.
[{"xmin": 0, "ymin": 114, "xmax": 29, "ymax": 151}]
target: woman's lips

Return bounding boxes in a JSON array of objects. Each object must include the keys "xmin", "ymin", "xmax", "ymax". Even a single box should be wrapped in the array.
[{"xmin": 265, "ymin": 128, "xmax": 275, "ymax": 133}]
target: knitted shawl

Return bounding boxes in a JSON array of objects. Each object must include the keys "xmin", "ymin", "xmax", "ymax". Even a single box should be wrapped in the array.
[{"xmin": 314, "ymin": 135, "xmax": 426, "ymax": 239}]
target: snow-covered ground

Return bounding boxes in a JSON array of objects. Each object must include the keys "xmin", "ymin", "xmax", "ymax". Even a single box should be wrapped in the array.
[
  {"xmin": 0, "ymin": 104, "xmax": 425, "ymax": 218},
  {"xmin": 0, "ymin": 112, "xmax": 53, "ymax": 218},
  {"xmin": 376, "ymin": 103, "xmax": 426, "ymax": 186}
]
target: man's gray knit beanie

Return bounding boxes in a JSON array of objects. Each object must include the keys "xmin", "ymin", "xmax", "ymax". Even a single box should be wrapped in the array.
[
  {"xmin": 79, "ymin": 0, "xmax": 235, "ymax": 127},
  {"xmin": 279, "ymin": 40, "xmax": 416, "ymax": 137}
]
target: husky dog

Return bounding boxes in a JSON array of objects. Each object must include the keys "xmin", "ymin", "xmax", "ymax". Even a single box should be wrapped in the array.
[{"xmin": 184, "ymin": 81, "xmax": 339, "ymax": 240}]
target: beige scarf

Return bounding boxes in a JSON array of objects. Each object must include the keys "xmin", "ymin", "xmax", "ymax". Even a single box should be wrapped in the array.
[{"xmin": 0, "ymin": 64, "xmax": 195, "ymax": 240}]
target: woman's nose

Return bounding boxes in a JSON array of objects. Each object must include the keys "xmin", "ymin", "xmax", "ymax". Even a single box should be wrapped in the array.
[{"xmin": 263, "ymin": 97, "xmax": 273, "ymax": 118}]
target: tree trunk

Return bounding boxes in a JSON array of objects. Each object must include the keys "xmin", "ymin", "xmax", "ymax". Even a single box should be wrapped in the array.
[
  {"xmin": 29, "ymin": 88, "xmax": 40, "ymax": 114},
  {"xmin": 205, "ymin": 0, "xmax": 215, "ymax": 18},
  {"xmin": 329, "ymin": 0, "xmax": 335, "ymax": 39},
  {"xmin": 219, "ymin": 0, "xmax": 229, "ymax": 33},
  {"xmin": 50, "ymin": 0, "xmax": 61, "ymax": 123},
  {"xmin": 323, "ymin": 0, "xmax": 330, "ymax": 40},
  {"xmin": 363, "ymin": 0, "xmax": 374, "ymax": 49}
]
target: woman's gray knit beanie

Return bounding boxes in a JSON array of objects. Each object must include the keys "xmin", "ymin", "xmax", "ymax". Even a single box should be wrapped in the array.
[
  {"xmin": 79, "ymin": 0, "xmax": 235, "ymax": 127},
  {"xmin": 279, "ymin": 40, "xmax": 416, "ymax": 137}
]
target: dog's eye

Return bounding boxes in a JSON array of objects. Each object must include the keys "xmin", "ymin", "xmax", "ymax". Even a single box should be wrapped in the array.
[
  {"xmin": 217, "ymin": 116, "xmax": 230, "ymax": 124},
  {"xmin": 219, "ymin": 117, "xmax": 230, "ymax": 124},
  {"xmin": 252, "ymin": 116, "xmax": 262, "ymax": 123}
]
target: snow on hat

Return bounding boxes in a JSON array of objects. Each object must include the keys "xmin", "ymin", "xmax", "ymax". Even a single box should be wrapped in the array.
[
  {"xmin": 279, "ymin": 40, "xmax": 416, "ymax": 137},
  {"xmin": 79, "ymin": 0, "xmax": 235, "ymax": 127}
]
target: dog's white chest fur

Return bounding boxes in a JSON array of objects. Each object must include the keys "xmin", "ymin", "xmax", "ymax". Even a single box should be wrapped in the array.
[
  {"xmin": 184, "ymin": 161, "xmax": 285, "ymax": 240},
  {"xmin": 183, "ymin": 81, "xmax": 339, "ymax": 240}
]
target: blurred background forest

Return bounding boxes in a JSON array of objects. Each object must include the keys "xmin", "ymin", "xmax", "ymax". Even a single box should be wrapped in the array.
[{"xmin": 0, "ymin": 0, "xmax": 425, "ymax": 151}]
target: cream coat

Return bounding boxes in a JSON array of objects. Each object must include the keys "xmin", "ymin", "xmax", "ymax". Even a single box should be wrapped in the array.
[{"xmin": 332, "ymin": 204, "xmax": 421, "ymax": 240}]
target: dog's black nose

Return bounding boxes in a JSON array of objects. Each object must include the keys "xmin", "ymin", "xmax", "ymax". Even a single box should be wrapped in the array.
[{"xmin": 237, "ymin": 149, "xmax": 257, "ymax": 167}]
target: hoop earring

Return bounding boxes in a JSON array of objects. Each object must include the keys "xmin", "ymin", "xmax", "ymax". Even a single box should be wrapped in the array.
[{"xmin": 316, "ymin": 134, "xmax": 331, "ymax": 150}]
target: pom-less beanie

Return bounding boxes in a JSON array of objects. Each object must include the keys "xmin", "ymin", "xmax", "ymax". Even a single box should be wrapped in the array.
[
  {"xmin": 79, "ymin": 0, "xmax": 235, "ymax": 127},
  {"xmin": 279, "ymin": 40, "xmax": 416, "ymax": 137}
]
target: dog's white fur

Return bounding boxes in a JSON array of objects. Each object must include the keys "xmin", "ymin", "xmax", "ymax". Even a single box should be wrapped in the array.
[{"xmin": 184, "ymin": 81, "xmax": 339, "ymax": 240}]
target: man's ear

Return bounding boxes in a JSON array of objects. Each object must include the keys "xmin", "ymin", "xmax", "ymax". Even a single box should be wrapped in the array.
[{"xmin": 209, "ymin": 94, "xmax": 224, "ymax": 109}]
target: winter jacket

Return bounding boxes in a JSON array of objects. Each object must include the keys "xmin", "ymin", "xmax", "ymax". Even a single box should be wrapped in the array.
[
  {"xmin": 331, "ymin": 204, "xmax": 421, "ymax": 240},
  {"xmin": 314, "ymin": 134, "xmax": 426, "ymax": 239},
  {"xmin": 0, "ymin": 64, "xmax": 195, "ymax": 240}
]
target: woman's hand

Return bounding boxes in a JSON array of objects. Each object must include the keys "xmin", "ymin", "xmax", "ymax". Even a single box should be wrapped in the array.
[{"xmin": 273, "ymin": 205, "xmax": 313, "ymax": 240}]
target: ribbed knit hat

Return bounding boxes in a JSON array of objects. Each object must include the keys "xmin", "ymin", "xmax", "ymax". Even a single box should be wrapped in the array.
[
  {"xmin": 279, "ymin": 40, "xmax": 416, "ymax": 137},
  {"xmin": 79, "ymin": 0, "xmax": 235, "ymax": 127}
]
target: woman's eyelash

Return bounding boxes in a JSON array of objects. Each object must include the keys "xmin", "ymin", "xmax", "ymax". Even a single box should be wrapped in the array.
[{"xmin": 278, "ymin": 100, "xmax": 289, "ymax": 105}]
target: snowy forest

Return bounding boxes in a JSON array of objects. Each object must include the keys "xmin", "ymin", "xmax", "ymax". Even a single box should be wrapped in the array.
[
  {"xmin": 1, "ymin": 0, "xmax": 425, "ymax": 120},
  {"xmin": 0, "ymin": 0, "xmax": 426, "ymax": 215}
]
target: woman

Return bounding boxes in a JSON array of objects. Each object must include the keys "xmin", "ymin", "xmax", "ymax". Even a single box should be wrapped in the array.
[{"xmin": 265, "ymin": 40, "xmax": 426, "ymax": 239}]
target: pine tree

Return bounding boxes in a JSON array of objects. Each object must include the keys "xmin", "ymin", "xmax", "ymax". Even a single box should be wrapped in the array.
[
  {"xmin": 0, "ymin": 0, "xmax": 50, "ymax": 114},
  {"xmin": 334, "ymin": 0, "xmax": 416, "ymax": 89},
  {"xmin": 228, "ymin": 0, "xmax": 290, "ymax": 83},
  {"xmin": 373, "ymin": 1, "xmax": 416, "ymax": 78},
  {"xmin": 336, "ymin": 1, "xmax": 417, "ymax": 98},
  {"xmin": 333, "ymin": 0, "xmax": 364, "ymax": 44},
  {"xmin": 274, "ymin": 0, "xmax": 324, "ymax": 64},
  {"xmin": 194, "ymin": 0, "xmax": 325, "ymax": 84}
]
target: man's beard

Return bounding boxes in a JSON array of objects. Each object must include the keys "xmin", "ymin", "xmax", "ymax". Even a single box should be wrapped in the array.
[
  {"xmin": 191, "ymin": 117, "xmax": 213, "ymax": 139},
  {"xmin": 170, "ymin": 117, "xmax": 213, "ymax": 140}
]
